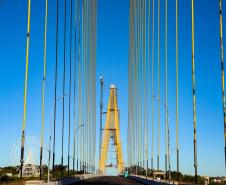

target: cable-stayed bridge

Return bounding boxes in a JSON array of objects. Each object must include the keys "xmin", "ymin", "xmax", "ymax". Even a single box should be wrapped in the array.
[{"xmin": 1, "ymin": 0, "xmax": 225, "ymax": 185}]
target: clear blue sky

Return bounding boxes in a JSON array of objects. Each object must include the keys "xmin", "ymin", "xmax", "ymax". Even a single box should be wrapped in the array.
[{"xmin": 0, "ymin": 0, "xmax": 225, "ymax": 177}]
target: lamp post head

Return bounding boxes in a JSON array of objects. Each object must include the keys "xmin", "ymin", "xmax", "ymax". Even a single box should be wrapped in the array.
[
  {"xmin": 100, "ymin": 76, "xmax": 103, "ymax": 84},
  {"xmin": 110, "ymin": 84, "xmax": 116, "ymax": 89}
]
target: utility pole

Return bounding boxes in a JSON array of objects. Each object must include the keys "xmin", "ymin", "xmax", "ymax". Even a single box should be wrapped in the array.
[{"xmin": 99, "ymin": 76, "xmax": 104, "ymax": 160}]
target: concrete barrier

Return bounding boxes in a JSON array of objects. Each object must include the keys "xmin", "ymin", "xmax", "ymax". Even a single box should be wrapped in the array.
[
  {"xmin": 129, "ymin": 175, "xmax": 172, "ymax": 185},
  {"xmin": 41, "ymin": 174, "xmax": 96, "ymax": 185},
  {"xmin": 25, "ymin": 181, "xmax": 44, "ymax": 185},
  {"xmin": 74, "ymin": 174, "xmax": 97, "ymax": 180},
  {"xmin": 40, "ymin": 177, "xmax": 80, "ymax": 185}
]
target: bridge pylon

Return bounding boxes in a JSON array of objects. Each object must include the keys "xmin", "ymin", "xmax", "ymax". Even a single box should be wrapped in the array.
[{"xmin": 98, "ymin": 85, "xmax": 124, "ymax": 174}]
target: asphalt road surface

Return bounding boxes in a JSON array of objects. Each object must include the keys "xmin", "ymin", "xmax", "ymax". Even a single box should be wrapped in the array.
[{"xmin": 72, "ymin": 176, "xmax": 144, "ymax": 185}]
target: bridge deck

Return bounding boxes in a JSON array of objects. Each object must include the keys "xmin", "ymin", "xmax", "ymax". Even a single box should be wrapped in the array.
[{"xmin": 71, "ymin": 176, "xmax": 144, "ymax": 185}]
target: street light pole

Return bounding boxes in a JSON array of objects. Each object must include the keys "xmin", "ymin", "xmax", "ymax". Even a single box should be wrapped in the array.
[
  {"xmin": 168, "ymin": 116, "xmax": 171, "ymax": 183},
  {"xmin": 48, "ymin": 95, "xmax": 66, "ymax": 182},
  {"xmin": 99, "ymin": 76, "xmax": 104, "ymax": 161},
  {"xmin": 73, "ymin": 124, "xmax": 86, "ymax": 173},
  {"xmin": 152, "ymin": 95, "xmax": 170, "ymax": 181}
]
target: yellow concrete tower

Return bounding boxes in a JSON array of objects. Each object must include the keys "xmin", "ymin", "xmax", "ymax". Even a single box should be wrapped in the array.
[{"xmin": 98, "ymin": 85, "xmax": 124, "ymax": 174}]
